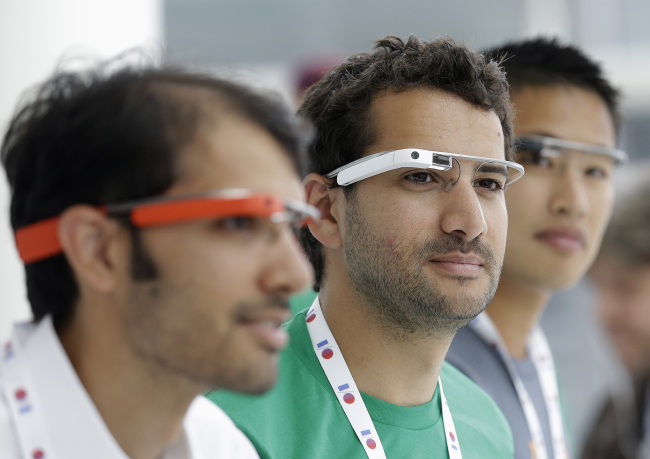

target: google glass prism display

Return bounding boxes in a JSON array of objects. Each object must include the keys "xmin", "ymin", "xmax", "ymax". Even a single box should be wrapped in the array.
[
  {"xmin": 515, "ymin": 135, "xmax": 628, "ymax": 167},
  {"xmin": 15, "ymin": 189, "xmax": 320, "ymax": 265},
  {"xmin": 325, "ymin": 148, "xmax": 525, "ymax": 190}
]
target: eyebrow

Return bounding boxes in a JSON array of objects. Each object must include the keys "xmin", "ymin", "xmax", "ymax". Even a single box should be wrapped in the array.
[{"xmin": 476, "ymin": 164, "xmax": 509, "ymax": 178}]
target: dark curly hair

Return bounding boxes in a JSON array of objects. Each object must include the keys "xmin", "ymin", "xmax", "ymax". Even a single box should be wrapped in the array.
[
  {"xmin": 298, "ymin": 35, "xmax": 514, "ymax": 291},
  {"xmin": 2, "ymin": 58, "xmax": 309, "ymax": 330}
]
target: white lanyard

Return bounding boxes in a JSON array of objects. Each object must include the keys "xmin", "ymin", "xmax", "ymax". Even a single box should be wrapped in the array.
[
  {"xmin": 305, "ymin": 297, "xmax": 462, "ymax": 459},
  {"xmin": 469, "ymin": 312, "xmax": 568, "ymax": 459},
  {"xmin": 0, "ymin": 328, "xmax": 57, "ymax": 459}
]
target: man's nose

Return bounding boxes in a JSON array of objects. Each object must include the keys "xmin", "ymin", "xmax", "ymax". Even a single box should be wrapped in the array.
[
  {"xmin": 549, "ymin": 166, "xmax": 590, "ymax": 218},
  {"xmin": 259, "ymin": 228, "xmax": 314, "ymax": 296},
  {"xmin": 439, "ymin": 182, "xmax": 488, "ymax": 242}
]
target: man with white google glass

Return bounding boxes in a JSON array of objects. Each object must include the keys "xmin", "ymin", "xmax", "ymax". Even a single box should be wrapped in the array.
[{"xmin": 210, "ymin": 35, "xmax": 521, "ymax": 459}]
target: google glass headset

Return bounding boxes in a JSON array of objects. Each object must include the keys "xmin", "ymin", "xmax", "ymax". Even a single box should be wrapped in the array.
[
  {"xmin": 15, "ymin": 189, "xmax": 320, "ymax": 265},
  {"xmin": 515, "ymin": 135, "xmax": 628, "ymax": 166},
  {"xmin": 325, "ymin": 149, "xmax": 525, "ymax": 189}
]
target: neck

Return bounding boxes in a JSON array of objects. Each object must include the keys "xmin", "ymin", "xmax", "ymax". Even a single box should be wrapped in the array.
[
  {"xmin": 485, "ymin": 276, "xmax": 551, "ymax": 359},
  {"xmin": 318, "ymin": 279, "xmax": 451, "ymax": 407},
  {"xmin": 58, "ymin": 302, "xmax": 198, "ymax": 459}
]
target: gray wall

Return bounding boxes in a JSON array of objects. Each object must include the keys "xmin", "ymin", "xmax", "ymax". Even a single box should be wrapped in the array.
[{"xmin": 165, "ymin": 0, "xmax": 527, "ymax": 65}]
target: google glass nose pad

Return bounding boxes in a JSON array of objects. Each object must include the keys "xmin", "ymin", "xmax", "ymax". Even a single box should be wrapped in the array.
[{"xmin": 444, "ymin": 157, "xmax": 461, "ymax": 192}]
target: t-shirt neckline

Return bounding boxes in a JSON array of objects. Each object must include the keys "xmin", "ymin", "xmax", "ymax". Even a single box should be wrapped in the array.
[{"xmin": 287, "ymin": 310, "xmax": 443, "ymax": 430}]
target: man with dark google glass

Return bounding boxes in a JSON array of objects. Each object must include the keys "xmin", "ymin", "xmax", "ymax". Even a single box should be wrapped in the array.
[
  {"xmin": 446, "ymin": 37, "xmax": 626, "ymax": 459},
  {"xmin": 0, "ymin": 60, "xmax": 317, "ymax": 458},
  {"xmin": 209, "ymin": 35, "xmax": 520, "ymax": 458}
]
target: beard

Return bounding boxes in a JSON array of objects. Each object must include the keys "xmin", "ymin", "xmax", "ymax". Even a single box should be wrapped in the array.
[
  {"xmin": 343, "ymin": 195, "xmax": 501, "ymax": 338},
  {"xmin": 124, "ymin": 276, "xmax": 290, "ymax": 393},
  {"xmin": 122, "ymin": 229, "xmax": 288, "ymax": 393}
]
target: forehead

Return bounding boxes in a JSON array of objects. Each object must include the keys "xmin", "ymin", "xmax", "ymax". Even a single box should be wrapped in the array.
[
  {"xmin": 366, "ymin": 88, "xmax": 505, "ymax": 160},
  {"xmin": 168, "ymin": 113, "xmax": 303, "ymax": 200},
  {"xmin": 511, "ymin": 85, "xmax": 616, "ymax": 148}
]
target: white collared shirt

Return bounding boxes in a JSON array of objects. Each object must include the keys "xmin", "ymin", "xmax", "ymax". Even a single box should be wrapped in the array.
[{"xmin": 0, "ymin": 316, "xmax": 259, "ymax": 459}]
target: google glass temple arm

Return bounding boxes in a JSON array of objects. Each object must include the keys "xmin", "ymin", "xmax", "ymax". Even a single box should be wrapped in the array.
[
  {"xmin": 515, "ymin": 136, "xmax": 628, "ymax": 165},
  {"xmin": 14, "ymin": 191, "xmax": 320, "ymax": 264},
  {"xmin": 325, "ymin": 149, "xmax": 524, "ymax": 186}
]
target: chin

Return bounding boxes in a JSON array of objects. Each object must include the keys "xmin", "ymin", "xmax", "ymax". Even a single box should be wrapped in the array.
[
  {"xmin": 201, "ymin": 353, "xmax": 280, "ymax": 395},
  {"xmin": 241, "ymin": 357, "xmax": 281, "ymax": 394},
  {"xmin": 215, "ymin": 370, "xmax": 278, "ymax": 395},
  {"xmin": 507, "ymin": 259, "xmax": 588, "ymax": 292},
  {"xmin": 542, "ymin": 273, "xmax": 583, "ymax": 291}
]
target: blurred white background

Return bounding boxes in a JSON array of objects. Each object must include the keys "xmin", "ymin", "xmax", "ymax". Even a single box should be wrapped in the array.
[
  {"xmin": 0, "ymin": 0, "xmax": 162, "ymax": 337},
  {"xmin": 1, "ymin": 0, "xmax": 649, "ymax": 451}
]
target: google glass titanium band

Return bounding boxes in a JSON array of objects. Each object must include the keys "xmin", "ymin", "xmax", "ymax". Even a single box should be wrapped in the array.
[
  {"xmin": 15, "ymin": 189, "xmax": 320, "ymax": 265},
  {"xmin": 515, "ymin": 135, "xmax": 628, "ymax": 165},
  {"xmin": 325, "ymin": 149, "xmax": 525, "ymax": 187}
]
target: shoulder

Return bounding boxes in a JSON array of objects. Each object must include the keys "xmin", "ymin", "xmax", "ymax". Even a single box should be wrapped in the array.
[
  {"xmin": 184, "ymin": 396, "xmax": 259, "ymax": 458},
  {"xmin": 441, "ymin": 362, "xmax": 514, "ymax": 458},
  {"xmin": 441, "ymin": 361, "xmax": 500, "ymax": 406},
  {"xmin": 0, "ymin": 379, "xmax": 22, "ymax": 458},
  {"xmin": 207, "ymin": 312, "xmax": 340, "ymax": 458},
  {"xmin": 445, "ymin": 326, "xmax": 493, "ymax": 379},
  {"xmin": 581, "ymin": 392, "xmax": 634, "ymax": 459}
]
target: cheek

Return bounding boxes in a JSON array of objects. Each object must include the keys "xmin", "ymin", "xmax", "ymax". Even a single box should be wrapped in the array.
[
  {"xmin": 504, "ymin": 181, "xmax": 545, "ymax": 243},
  {"xmin": 629, "ymin": 286, "xmax": 650, "ymax": 333},
  {"xmin": 484, "ymin": 199, "xmax": 508, "ymax": 252},
  {"xmin": 146, "ymin": 228, "xmax": 261, "ymax": 299},
  {"xmin": 359, "ymin": 192, "xmax": 438, "ymax": 238},
  {"xmin": 506, "ymin": 175, "xmax": 547, "ymax": 208},
  {"xmin": 587, "ymin": 186, "xmax": 614, "ymax": 246}
]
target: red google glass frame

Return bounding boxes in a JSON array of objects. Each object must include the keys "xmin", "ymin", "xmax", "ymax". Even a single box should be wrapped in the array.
[{"xmin": 14, "ymin": 189, "xmax": 320, "ymax": 265}]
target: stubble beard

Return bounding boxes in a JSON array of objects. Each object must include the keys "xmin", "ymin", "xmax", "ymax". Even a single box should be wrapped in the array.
[
  {"xmin": 123, "ymin": 279, "xmax": 287, "ymax": 394},
  {"xmin": 343, "ymin": 197, "xmax": 501, "ymax": 339},
  {"xmin": 122, "ymin": 228, "xmax": 286, "ymax": 394}
]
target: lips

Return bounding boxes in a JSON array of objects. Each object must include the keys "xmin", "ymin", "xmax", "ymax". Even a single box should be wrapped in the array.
[
  {"xmin": 428, "ymin": 252, "xmax": 484, "ymax": 276},
  {"xmin": 534, "ymin": 227, "xmax": 586, "ymax": 253},
  {"xmin": 240, "ymin": 308, "xmax": 290, "ymax": 351}
]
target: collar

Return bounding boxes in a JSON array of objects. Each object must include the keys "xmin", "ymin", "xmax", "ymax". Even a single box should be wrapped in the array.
[{"xmin": 9, "ymin": 316, "xmax": 194, "ymax": 458}]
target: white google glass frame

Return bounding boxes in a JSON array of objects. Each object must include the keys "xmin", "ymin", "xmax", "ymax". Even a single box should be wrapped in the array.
[
  {"xmin": 325, "ymin": 148, "xmax": 525, "ymax": 188},
  {"xmin": 515, "ymin": 135, "xmax": 628, "ymax": 165}
]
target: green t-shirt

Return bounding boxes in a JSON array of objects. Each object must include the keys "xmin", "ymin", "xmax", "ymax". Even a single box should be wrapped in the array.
[
  {"xmin": 289, "ymin": 288, "xmax": 317, "ymax": 315},
  {"xmin": 208, "ymin": 310, "xmax": 514, "ymax": 459}
]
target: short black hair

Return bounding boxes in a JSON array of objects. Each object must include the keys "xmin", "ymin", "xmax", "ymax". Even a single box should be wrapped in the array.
[
  {"xmin": 1, "ymin": 58, "xmax": 309, "ymax": 329},
  {"xmin": 298, "ymin": 35, "xmax": 514, "ymax": 291},
  {"xmin": 483, "ymin": 37, "xmax": 621, "ymax": 133}
]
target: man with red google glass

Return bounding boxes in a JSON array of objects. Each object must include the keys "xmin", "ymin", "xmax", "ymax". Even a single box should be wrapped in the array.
[{"xmin": 0, "ymin": 61, "xmax": 317, "ymax": 458}]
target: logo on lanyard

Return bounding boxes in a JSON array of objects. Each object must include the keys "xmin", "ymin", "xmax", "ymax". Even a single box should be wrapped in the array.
[
  {"xmin": 338, "ymin": 383, "xmax": 356, "ymax": 404},
  {"xmin": 1, "ymin": 331, "xmax": 56, "ymax": 459},
  {"xmin": 360, "ymin": 429, "xmax": 378, "ymax": 450},
  {"xmin": 316, "ymin": 340, "xmax": 334, "ymax": 360}
]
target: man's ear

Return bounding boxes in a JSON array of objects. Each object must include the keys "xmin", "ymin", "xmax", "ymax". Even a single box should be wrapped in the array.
[
  {"xmin": 57, "ymin": 205, "xmax": 128, "ymax": 293},
  {"xmin": 303, "ymin": 173, "xmax": 344, "ymax": 249}
]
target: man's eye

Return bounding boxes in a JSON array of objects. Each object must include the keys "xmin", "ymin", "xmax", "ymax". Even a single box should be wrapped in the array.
[
  {"xmin": 473, "ymin": 178, "xmax": 504, "ymax": 191},
  {"xmin": 405, "ymin": 172, "xmax": 434, "ymax": 183},
  {"xmin": 215, "ymin": 217, "xmax": 261, "ymax": 232},
  {"xmin": 517, "ymin": 151, "xmax": 553, "ymax": 168},
  {"xmin": 585, "ymin": 166, "xmax": 608, "ymax": 179}
]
